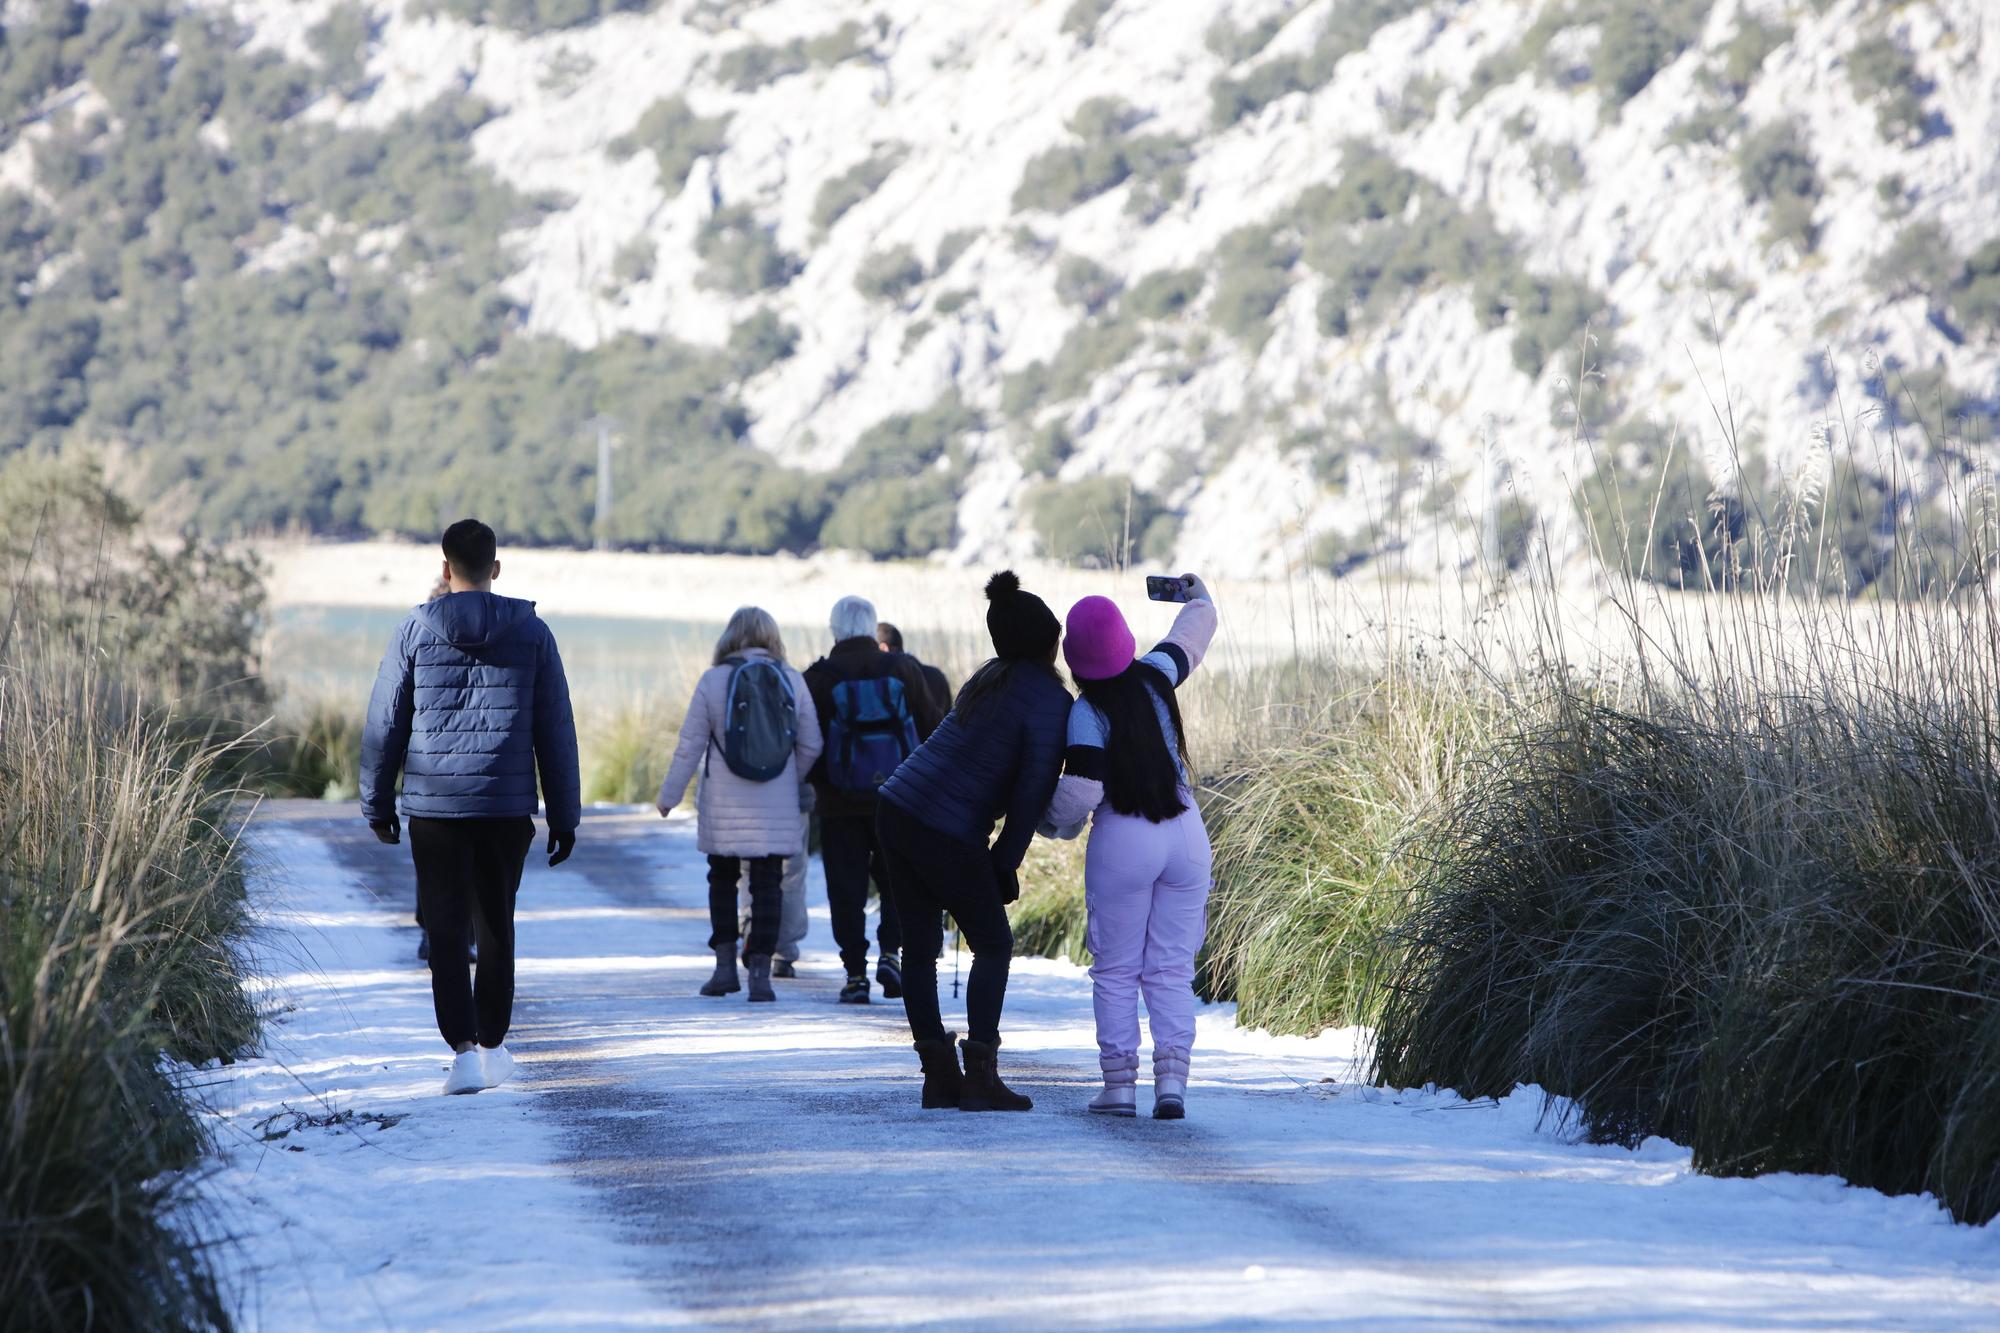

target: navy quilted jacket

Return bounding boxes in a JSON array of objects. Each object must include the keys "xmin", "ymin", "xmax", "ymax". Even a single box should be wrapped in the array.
[
  {"xmin": 879, "ymin": 663, "xmax": 1070, "ymax": 871},
  {"xmin": 358, "ymin": 592, "xmax": 581, "ymax": 832}
]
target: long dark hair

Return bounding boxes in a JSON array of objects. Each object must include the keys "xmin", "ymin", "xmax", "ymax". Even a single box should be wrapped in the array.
[
  {"xmin": 954, "ymin": 657, "xmax": 1064, "ymax": 721},
  {"xmin": 1077, "ymin": 662, "xmax": 1188, "ymax": 822}
]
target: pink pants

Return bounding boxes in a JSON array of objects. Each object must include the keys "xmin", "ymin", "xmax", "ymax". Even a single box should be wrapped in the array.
[{"xmin": 1084, "ymin": 805, "xmax": 1213, "ymax": 1061}]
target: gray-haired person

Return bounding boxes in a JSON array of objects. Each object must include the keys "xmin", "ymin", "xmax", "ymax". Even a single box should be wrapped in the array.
[{"xmin": 803, "ymin": 595, "xmax": 944, "ymax": 1003}]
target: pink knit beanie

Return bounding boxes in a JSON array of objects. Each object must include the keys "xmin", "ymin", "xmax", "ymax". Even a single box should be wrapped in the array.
[{"xmin": 1063, "ymin": 595, "xmax": 1136, "ymax": 681}]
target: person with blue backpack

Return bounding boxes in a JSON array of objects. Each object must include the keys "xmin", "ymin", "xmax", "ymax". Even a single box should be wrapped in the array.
[
  {"xmin": 804, "ymin": 595, "xmax": 945, "ymax": 1005},
  {"xmin": 657, "ymin": 607, "xmax": 823, "ymax": 1003}
]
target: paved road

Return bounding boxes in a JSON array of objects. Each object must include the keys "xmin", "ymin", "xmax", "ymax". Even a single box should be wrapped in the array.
[{"xmin": 256, "ymin": 802, "xmax": 2000, "ymax": 1330}]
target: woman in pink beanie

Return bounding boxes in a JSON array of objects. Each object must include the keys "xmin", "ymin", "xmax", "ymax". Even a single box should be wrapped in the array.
[{"xmin": 1042, "ymin": 574, "xmax": 1218, "ymax": 1118}]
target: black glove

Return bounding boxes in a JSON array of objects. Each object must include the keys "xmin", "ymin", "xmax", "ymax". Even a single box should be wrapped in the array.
[
  {"xmin": 547, "ymin": 828, "xmax": 576, "ymax": 867},
  {"xmin": 992, "ymin": 856, "xmax": 1020, "ymax": 905},
  {"xmin": 369, "ymin": 816, "xmax": 400, "ymax": 845}
]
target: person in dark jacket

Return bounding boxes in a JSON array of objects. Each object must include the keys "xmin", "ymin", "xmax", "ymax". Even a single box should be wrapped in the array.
[
  {"xmin": 875, "ymin": 621, "xmax": 953, "ymax": 719},
  {"xmin": 360, "ymin": 519, "xmax": 581, "ymax": 1096},
  {"xmin": 804, "ymin": 595, "xmax": 944, "ymax": 1004},
  {"xmin": 875, "ymin": 571, "xmax": 1069, "ymax": 1112}
]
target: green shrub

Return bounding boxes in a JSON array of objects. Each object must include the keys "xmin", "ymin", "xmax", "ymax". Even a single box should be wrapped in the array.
[
  {"xmin": 1055, "ymin": 252, "xmax": 1121, "ymax": 313},
  {"xmin": 610, "ymin": 234, "xmax": 655, "ymax": 287},
  {"xmin": 1022, "ymin": 420, "xmax": 1073, "ymax": 475},
  {"xmin": 1023, "ymin": 474, "xmax": 1163, "ymax": 566},
  {"xmin": 934, "ymin": 227, "xmax": 979, "ymax": 273},
  {"xmin": 306, "ymin": 1, "xmax": 377, "ymax": 95},
  {"xmin": 609, "ymin": 94, "xmax": 730, "ymax": 192},
  {"xmin": 1573, "ymin": 444, "xmax": 1742, "ymax": 587},
  {"xmin": 820, "ymin": 472, "xmax": 961, "ymax": 558},
  {"xmin": 1870, "ymin": 221, "xmax": 1955, "ymax": 302},
  {"xmin": 696, "ymin": 203, "xmax": 800, "ymax": 294},
  {"xmin": 715, "ymin": 21, "xmax": 869, "ymax": 91},
  {"xmin": 933, "ymin": 287, "xmax": 974, "ymax": 316},
  {"xmin": 1592, "ymin": 2, "xmax": 1707, "ymax": 111},
  {"xmin": 1208, "ymin": 0, "xmax": 1423, "ymax": 128},
  {"xmin": 1204, "ymin": 11, "xmax": 1288, "ymax": 65},
  {"xmin": 1735, "ymin": 119, "xmax": 1821, "ymax": 251},
  {"xmin": 1012, "ymin": 97, "xmax": 1192, "ymax": 215},
  {"xmin": 727, "ymin": 308, "xmax": 799, "ymax": 376},
  {"xmin": 1847, "ymin": 31, "xmax": 1926, "ymax": 142},
  {"xmin": 1713, "ymin": 17, "xmax": 1788, "ymax": 97},
  {"xmin": 1060, "ymin": 0, "xmax": 1117, "ymax": 44},
  {"xmin": 1001, "ymin": 313, "xmax": 1144, "ymax": 416},
  {"xmin": 854, "ymin": 242, "xmax": 926, "ymax": 304},
  {"xmin": 1126, "ymin": 266, "xmax": 1204, "ymax": 320},
  {"xmin": 416, "ymin": 0, "xmax": 658, "ymax": 31},
  {"xmin": 1211, "ymin": 224, "xmax": 1299, "ymax": 348},
  {"xmin": 256, "ymin": 699, "xmax": 365, "ymax": 799},
  {"xmin": 812, "ymin": 145, "xmax": 905, "ymax": 233}
]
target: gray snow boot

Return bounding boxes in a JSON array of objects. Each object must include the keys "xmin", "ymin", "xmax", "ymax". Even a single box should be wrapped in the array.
[
  {"xmin": 1153, "ymin": 1049, "xmax": 1190, "ymax": 1120},
  {"xmin": 745, "ymin": 953, "xmax": 776, "ymax": 1002},
  {"xmin": 699, "ymin": 944, "xmax": 741, "ymax": 996}
]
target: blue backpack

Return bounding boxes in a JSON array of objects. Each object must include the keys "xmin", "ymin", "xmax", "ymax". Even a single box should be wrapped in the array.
[
  {"xmin": 713, "ymin": 656, "xmax": 798, "ymax": 782},
  {"xmin": 824, "ymin": 675, "xmax": 918, "ymax": 798}
]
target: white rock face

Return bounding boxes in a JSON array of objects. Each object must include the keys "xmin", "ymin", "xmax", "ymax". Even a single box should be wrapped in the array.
[{"xmin": 195, "ymin": 0, "xmax": 1996, "ymax": 578}]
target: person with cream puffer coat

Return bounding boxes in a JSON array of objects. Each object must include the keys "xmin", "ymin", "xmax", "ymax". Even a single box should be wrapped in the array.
[{"xmin": 658, "ymin": 607, "xmax": 823, "ymax": 1002}]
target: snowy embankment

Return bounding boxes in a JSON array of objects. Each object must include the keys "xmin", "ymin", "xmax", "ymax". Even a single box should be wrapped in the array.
[{"xmin": 190, "ymin": 803, "xmax": 1999, "ymax": 1330}]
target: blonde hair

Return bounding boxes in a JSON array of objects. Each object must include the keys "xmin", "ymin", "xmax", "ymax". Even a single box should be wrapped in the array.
[{"xmin": 714, "ymin": 606, "xmax": 786, "ymax": 665}]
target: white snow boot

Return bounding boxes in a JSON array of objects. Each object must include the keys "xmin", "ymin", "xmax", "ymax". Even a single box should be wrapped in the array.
[
  {"xmin": 443, "ymin": 1048, "xmax": 484, "ymax": 1095},
  {"xmin": 699, "ymin": 945, "xmax": 741, "ymax": 996},
  {"xmin": 1153, "ymin": 1049, "xmax": 1190, "ymax": 1120},
  {"xmin": 1089, "ymin": 1053, "xmax": 1139, "ymax": 1117},
  {"xmin": 480, "ymin": 1044, "xmax": 516, "ymax": 1089}
]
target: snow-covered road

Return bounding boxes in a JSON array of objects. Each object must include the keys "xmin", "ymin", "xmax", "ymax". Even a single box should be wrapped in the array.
[{"xmin": 194, "ymin": 803, "xmax": 2000, "ymax": 1330}]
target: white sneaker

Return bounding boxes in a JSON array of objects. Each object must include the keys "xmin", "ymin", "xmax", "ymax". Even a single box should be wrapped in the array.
[
  {"xmin": 480, "ymin": 1044, "xmax": 516, "ymax": 1089},
  {"xmin": 442, "ymin": 1049, "xmax": 484, "ymax": 1095}
]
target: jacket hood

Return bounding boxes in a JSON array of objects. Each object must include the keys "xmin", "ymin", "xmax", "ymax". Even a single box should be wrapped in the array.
[{"xmin": 410, "ymin": 591, "xmax": 540, "ymax": 648}]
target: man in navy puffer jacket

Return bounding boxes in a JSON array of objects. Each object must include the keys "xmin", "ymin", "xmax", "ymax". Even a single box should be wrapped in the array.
[{"xmin": 360, "ymin": 519, "xmax": 581, "ymax": 1095}]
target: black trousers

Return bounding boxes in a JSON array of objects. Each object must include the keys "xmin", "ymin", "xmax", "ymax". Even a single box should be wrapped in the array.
[
  {"xmin": 821, "ymin": 813, "xmax": 902, "ymax": 975},
  {"xmin": 708, "ymin": 854, "xmax": 782, "ymax": 958},
  {"xmin": 875, "ymin": 800, "xmax": 1013, "ymax": 1047},
  {"xmin": 408, "ymin": 816, "xmax": 535, "ymax": 1050}
]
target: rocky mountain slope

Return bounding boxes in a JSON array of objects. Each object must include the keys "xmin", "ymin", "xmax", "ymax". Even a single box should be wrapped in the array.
[{"xmin": 3, "ymin": 0, "xmax": 1994, "ymax": 581}]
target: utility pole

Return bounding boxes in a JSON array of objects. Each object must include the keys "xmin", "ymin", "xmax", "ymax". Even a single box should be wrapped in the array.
[{"xmin": 588, "ymin": 415, "xmax": 618, "ymax": 551}]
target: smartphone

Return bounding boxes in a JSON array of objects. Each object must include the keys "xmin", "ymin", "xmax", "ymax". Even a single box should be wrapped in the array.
[{"xmin": 1145, "ymin": 574, "xmax": 1191, "ymax": 603}]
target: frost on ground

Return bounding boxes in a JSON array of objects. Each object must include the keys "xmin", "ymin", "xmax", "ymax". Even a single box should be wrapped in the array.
[{"xmin": 190, "ymin": 803, "xmax": 2000, "ymax": 1330}]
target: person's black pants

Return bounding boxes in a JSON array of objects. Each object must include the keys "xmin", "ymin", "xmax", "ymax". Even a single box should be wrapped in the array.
[
  {"xmin": 408, "ymin": 815, "xmax": 535, "ymax": 1050},
  {"xmin": 821, "ymin": 813, "xmax": 902, "ymax": 975},
  {"xmin": 875, "ymin": 800, "xmax": 1012, "ymax": 1047},
  {"xmin": 708, "ymin": 854, "xmax": 782, "ymax": 958}
]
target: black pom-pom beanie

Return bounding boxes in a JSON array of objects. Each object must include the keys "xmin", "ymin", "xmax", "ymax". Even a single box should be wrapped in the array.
[{"xmin": 984, "ymin": 569, "xmax": 1061, "ymax": 661}]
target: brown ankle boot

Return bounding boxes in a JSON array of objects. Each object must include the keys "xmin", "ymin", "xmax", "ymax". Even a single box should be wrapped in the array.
[
  {"xmin": 957, "ymin": 1038, "xmax": 1032, "ymax": 1112},
  {"xmin": 912, "ymin": 1031, "xmax": 963, "ymax": 1109}
]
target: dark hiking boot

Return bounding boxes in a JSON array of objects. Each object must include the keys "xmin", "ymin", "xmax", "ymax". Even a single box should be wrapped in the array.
[
  {"xmin": 746, "ymin": 954, "xmax": 776, "ymax": 1002},
  {"xmin": 699, "ymin": 945, "xmax": 741, "ymax": 996},
  {"xmin": 913, "ymin": 1031, "xmax": 963, "ymax": 1109},
  {"xmin": 876, "ymin": 950, "xmax": 904, "ymax": 999},
  {"xmin": 838, "ymin": 973, "xmax": 871, "ymax": 1004},
  {"xmin": 958, "ymin": 1038, "xmax": 1033, "ymax": 1112},
  {"xmin": 771, "ymin": 957, "xmax": 797, "ymax": 979}
]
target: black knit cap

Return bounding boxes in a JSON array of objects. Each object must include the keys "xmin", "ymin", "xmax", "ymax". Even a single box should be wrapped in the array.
[{"xmin": 984, "ymin": 569, "xmax": 1060, "ymax": 661}]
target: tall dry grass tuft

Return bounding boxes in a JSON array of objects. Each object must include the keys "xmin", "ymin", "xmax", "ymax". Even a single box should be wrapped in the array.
[
  {"xmin": 1201, "ymin": 666, "xmax": 1492, "ymax": 1032},
  {"xmin": 1374, "ymin": 348, "xmax": 2000, "ymax": 1223},
  {"xmin": 0, "ymin": 638, "xmax": 257, "ymax": 1328}
]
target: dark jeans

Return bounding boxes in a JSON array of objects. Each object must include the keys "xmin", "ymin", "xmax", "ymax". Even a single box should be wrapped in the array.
[
  {"xmin": 708, "ymin": 854, "xmax": 782, "ymax": 958},
  {"xmin": 876, "ymin": 800, "xmax": 1013, "ymax": 1047},
  {"xmin": 821, "ymin": 813, "xmax": 902, "ymax": 975},
  {"xmin": 408, "ymin": 815, "xmax": 535, "ymax": 1050}
]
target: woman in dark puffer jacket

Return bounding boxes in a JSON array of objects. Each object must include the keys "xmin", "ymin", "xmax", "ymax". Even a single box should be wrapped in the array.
[{"xmin": 876, "ymin": 571, "xmax": 1070, "ymax": 1112}]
